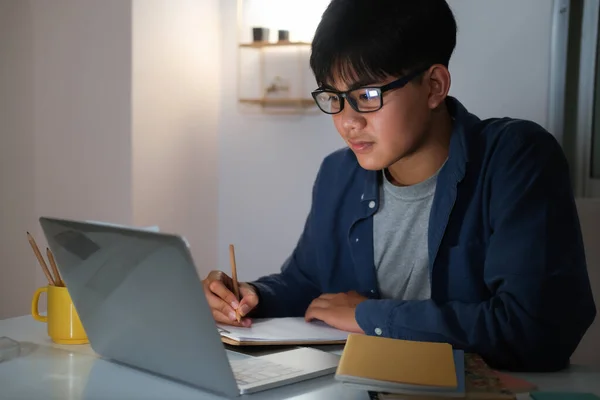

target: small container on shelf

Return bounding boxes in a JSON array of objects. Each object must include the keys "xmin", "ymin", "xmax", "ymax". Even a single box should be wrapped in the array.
[
  {"xmin": 278, "ymin": 30, "xmax": 290, "ymax": 42},
  {"xmin": 252, "ymin": 27, "xmax": 270, "ymax": 43},
  {"xmin": 238, "ymin": 0, "xmax": 316, "ymax": 113}
]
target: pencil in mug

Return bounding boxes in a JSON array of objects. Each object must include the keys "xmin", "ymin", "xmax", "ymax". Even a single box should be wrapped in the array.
[
  {"xmin": 46, "ymin": 247, "xmax": 64, "ymax": 287},
  {"xmin": 229, "ymin": 244, "xmax": 241, "ymax": 322},
  {"xmin": 26, "ymin": 232, "xmax": 56, "ymax": 286}
]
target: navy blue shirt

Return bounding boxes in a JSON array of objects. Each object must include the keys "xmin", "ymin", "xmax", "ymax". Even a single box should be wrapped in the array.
[{"xmin": 251, "ymin": 97, "xmax": 596, "ymax": 371}]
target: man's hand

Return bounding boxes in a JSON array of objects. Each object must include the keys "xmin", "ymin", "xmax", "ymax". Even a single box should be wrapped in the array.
[
  {"xmin": 304, "ymin": 291, "xmax": 367, "ymax": 333},
  {"xmin": 202, "ymin": 270, "xmax": 259, "ymax": 327}
]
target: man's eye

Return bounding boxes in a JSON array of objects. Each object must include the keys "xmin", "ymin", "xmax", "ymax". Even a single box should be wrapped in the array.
[{"xmin": 358, "ymin": 92, "xmax": 379, "ymax": 102}]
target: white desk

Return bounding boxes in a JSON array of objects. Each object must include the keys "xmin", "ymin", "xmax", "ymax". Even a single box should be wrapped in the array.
[{"xmin": 1, "ymin": 315, "xmax": 599, "ymax": 399}]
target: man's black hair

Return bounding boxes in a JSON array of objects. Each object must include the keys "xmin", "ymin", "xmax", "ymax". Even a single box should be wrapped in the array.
[{"xmin": 309, "ymin": 0, "xmax": 457, "ymax": 88}]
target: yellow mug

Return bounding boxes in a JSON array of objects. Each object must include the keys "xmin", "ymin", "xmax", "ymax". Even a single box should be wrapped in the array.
[{"xmin": 31, "ymin": 285, "xmax": 88, "ymax": 344}]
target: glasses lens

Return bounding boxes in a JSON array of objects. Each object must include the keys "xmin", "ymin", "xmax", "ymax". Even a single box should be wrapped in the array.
[
  {"xmin": 314, "ymin": 91, "xmax": 342, "ymax": 114},
  {"xmin": 348, "ymin": 88, "xmax": 382, "ymax": 112}
]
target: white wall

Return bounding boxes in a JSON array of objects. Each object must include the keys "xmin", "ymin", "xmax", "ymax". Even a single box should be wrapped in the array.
[
  {"xmin": 448, "ymin": 0, "xmax": 553, "ymax": 130},
  {"xmin": 132, "ymin": 0, "xmax": 220, "ymax": 275},
  {"xmin": 0, "ymin": 0, "xmax": 220, "ymax": 319},
  {"xmin": 0, "ymin": 0, "xmax": 37, "ymax": 319},
  {"xmin": 0, "ymin": 0, "xmax": 133, "ymax": 319},
  {"xmin": 31, "ymin": 0, "xmax": 134, "ymax": 227},
  {"xmin": 217, "ymin": 0, "xmax": 555, "ymax": 280}
]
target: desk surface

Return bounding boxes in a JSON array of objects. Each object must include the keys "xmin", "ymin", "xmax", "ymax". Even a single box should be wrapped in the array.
[{"xmin": 1, "ymin": 315, "xmax": 599, "ymax": 399}]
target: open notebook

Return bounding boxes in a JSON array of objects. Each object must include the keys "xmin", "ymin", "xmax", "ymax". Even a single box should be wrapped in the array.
[{"xmin": 217, "ymin": 317, "xmax": 349, "ymax": 346}]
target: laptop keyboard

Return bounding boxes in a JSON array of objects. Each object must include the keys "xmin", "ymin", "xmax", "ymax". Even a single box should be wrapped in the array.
[{"xmin": 230, "ymin": 358, "xmax": 303, "ymax": 386}]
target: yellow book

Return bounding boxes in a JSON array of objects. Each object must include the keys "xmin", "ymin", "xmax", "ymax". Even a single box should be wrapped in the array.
[{"xmin": 335, "ymin": 334, "xmax": 464, "ymax": 397}]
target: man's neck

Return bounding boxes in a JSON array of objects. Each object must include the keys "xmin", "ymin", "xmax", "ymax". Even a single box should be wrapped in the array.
[{"xmin": 386, "ymin": 106, "xmax": 453, "ymax": 187}]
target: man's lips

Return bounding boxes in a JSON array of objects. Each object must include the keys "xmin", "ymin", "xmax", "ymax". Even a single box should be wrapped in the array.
[{"xmin": 348, "ymin": 140, "xmax": 374, "ymax": 153}]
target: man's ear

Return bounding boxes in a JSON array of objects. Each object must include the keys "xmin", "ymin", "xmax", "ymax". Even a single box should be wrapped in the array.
[{"xmin": 426, "ymin": 65, "xmax": 451, "ymax": 110}]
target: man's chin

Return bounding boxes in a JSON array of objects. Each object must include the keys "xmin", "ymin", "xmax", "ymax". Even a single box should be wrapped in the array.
[{"xmin": 354, "ymin": 154, "xmax": 389, "ymax": 171}]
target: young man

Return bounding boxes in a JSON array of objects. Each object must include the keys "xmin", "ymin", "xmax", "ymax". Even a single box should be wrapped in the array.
[{"xmin": 203, "ymin": 0, "xmax": 596, "ymax": 371}]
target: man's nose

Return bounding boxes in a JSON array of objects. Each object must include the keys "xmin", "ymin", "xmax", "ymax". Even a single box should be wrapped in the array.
[{"xmin": 341, "ymin": 105, "xmax": 367, "ymax": 131}]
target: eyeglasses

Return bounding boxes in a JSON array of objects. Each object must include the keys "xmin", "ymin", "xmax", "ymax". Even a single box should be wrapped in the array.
[{"xmin": 311, "ymin": 67, "xmax": 428, "ymax": 115}]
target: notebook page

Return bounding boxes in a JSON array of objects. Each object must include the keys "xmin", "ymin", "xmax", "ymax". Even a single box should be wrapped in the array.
[{"xmin": 217, "ymin": 317, "xmax": 349, "ymax": 342}]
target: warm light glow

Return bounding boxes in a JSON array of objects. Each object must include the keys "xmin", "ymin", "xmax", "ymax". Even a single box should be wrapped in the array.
[{"xmin": 241, "ymin": 0, "xmax": 330, "ymax": 43}]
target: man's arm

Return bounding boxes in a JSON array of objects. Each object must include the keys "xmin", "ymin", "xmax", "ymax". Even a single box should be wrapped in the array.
[
  {"xmin": 249, "ymin": 235, "xmax": 321, "ymax": 318},
  {"xmin": 355, "ymin": 125, "xmax": 596, "ymax": 372}
]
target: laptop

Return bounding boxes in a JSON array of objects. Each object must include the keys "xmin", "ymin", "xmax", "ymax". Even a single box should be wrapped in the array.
[{"xmin": 39, "ymin": 217, "xmax": 341, "ymax": 398}]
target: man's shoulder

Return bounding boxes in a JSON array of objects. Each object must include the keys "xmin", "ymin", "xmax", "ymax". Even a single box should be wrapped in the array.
[
  {"xmin": 463, "ymin": 116, "xmax": 563, "ymax": 170},
  {"xmin": 451, "ymin": 97, "xmax": 557, "ymax": 151},
  {"xmin": 473, "ymin": 116, "xmax": 560, "ymax": 153}
]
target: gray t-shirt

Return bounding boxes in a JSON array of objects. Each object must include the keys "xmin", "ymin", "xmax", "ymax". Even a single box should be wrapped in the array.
[{"xmin": 373, "ymin": 169, "xmax": 439, "ymax": 300}]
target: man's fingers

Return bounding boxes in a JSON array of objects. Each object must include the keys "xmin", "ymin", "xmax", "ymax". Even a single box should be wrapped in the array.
[
  {"xmin": 303, "ymin": 297, "xmax": 331, "ymax": 321},
  {"xmin": 305, "ymin": 306, "xmax": 325, "ymax": 322},
  {"xmin": 204, "ymin": 271, "xmax": 255, "ymax": 327},
  {"xmin": 209, "ymin": 280, "xmax": 240, "ymax": 309},
  {"xmin": 207, "ymin": 292, "xmax": 237, "ymax": 322},
  {"xmin": 212, "ymin": 309, "xmax": 236, "ymax": 325},
  {"xmin": 238, "ymin": 294, "xmax": 258, "ymax": 317},
  {"xmin": 237, "ymin": 284, "xmax": 259, "ymax": 316},
  {"xmin": 204, "ymin": 272, "xmax": 258, "ymax": 325},
  {"xmin": 212, "ymin": 310, "xmax": 248, "ymax": 327},
  {"xmin": 308, "ymin": 298, "xmax": 330, "ymax": 309}
]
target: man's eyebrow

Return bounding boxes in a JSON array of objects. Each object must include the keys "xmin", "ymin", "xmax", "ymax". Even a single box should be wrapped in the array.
[{"xmin": 347, "ymin": 78, "xmax": 378, "ymax": 91}]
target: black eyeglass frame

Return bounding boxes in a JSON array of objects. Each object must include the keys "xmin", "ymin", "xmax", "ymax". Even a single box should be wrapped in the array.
[{"xmin": 310, "ymin": 67, "xmax": 429, "ymax": 114}]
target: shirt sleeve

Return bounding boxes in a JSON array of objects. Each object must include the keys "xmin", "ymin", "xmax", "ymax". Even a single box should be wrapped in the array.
[{"xmin": 355, "ymin": 124, "xmax": 596, "ymax": 372}]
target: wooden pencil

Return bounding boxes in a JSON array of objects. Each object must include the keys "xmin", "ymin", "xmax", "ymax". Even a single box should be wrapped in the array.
[
  {"xmin": 46, "ymin": 248, "xmax": 64, "ymax": 287},
  {"xmin": 229, "ymin": 244, "xmax": 241, "ymax": 322},
  {"xmin": 27, "ymin": 232, "xmax": 56, "ymax": 286}
]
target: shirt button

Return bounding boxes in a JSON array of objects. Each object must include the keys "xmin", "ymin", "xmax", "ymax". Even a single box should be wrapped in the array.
[
  {"xmin": 361, "ymin": 193, "xmax": 364, "ymax": 200},
  {"xmin": 369, "ymin": 201, "xmax": 376, "ymax": 209},
  {"xmin": 370, "ymin": 289, "xmax": 375, "ymax": 294},
  {"xmin": 355, "ymin": 238, "xmax": 359, "ymax": 243},
  {"xmin": 374, "ymin": 328, "xmax": 383, "ymax": 336}
]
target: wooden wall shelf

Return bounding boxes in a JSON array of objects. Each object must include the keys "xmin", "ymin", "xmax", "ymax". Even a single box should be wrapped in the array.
[
  {"xmin": 236, "ymin": 0, "xmax": 315, "ymax": 113},
  {"xmin": 239, "ymin": 41, "xmax": 311, "ymax": 49},
  {"xmin": 239, "ymin": 98, "xmax": 315, "ymax": 107}
]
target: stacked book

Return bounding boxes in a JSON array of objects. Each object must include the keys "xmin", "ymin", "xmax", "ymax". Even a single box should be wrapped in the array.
[{"xmin": 335, "ymin": 334, "xmax": 539, "ymax": 399}]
